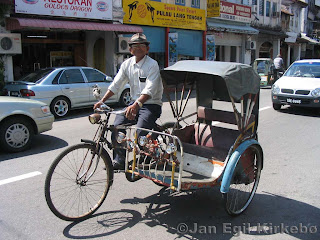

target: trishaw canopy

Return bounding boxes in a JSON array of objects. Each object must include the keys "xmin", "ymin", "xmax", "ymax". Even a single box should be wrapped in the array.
[{"xmin": 161, "ymin": 60, "xmax": 261, "ymax": 100}]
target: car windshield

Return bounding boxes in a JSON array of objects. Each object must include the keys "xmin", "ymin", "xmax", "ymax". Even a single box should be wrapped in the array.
[
  {"xmin": 253, "ymin": 60, "xmax": 272, "ymax": 75},
  {"xmin": 18, "ymin": 68, "xmax": 54, "ymax": 83},
  {"xmin": 284, "ymin": 62, "xmax": 320, "ymax": 78}
]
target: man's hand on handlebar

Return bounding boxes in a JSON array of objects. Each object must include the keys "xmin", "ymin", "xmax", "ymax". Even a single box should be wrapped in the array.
[
  {"xmin": 125, "ymin": 102, "xmax": 139, "ymax": 120},
  {"xmin": 93, "ymin": 101, "xmax": 103, "ymax": 110}
]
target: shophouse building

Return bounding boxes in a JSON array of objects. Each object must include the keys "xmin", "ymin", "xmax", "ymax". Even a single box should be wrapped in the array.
[
  {"xmin": 207, "ymin": 0, "xmax": 259, "ymax": 64},
  {"xmin": 249, "ymin": 0, "xmax": 287, "ymax": 62},
  {"xmin": 281, "ymin": 0, "xmax": 308, "ymax": 68},
  {"xmin": 298, "ymin": 0, "xmax": 320, "ymax": 59},
  {"xmin": 0, "ymin": 0, "xmax": 141, "ymax": 82}
]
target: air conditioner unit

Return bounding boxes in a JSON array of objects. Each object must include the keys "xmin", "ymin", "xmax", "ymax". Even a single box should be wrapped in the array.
[
  {"xmin": 0, "ymin": 33, "xmax": 22, "ymax": 54},
  {"xmin": 246, "ymin": 40, "xmax": 256, "ymax": 50},
  {"xmin": 118, "ymin": 37, "xmax": 131, "ymax": 53}
]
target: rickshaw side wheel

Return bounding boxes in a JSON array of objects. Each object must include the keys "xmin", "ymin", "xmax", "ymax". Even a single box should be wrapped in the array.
[
  {"xmin": 125, "ymin": 161, "xmax": 142, "ymax": 182},
  {"xmin": 223, "ymin": 144, "xmax": 262, "ymax": 216},
  {"xmin": 272, "ymin": 103, "xmax": 282, "ymax": 110}
]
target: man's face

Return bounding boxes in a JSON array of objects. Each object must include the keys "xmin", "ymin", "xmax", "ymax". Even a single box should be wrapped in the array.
[{"xmin": 129, "ymin": 43, "xmax": 149, "ymax": 59}]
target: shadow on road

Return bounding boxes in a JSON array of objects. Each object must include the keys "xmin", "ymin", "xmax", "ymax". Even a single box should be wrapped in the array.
[
  {"xmin": 63, "ymin": 188, "xmax": 319, "ymax": 239},
  {"xmin": 277, "ymin": 106, "xmax": 320, "ymax": 117},
  {"xmin": 63, "ymin": 209, "xmax": 142, "ymax": 239},
  {"xmin": 0, "ymin": 134, "xmax": 68, "ymax": 161}
]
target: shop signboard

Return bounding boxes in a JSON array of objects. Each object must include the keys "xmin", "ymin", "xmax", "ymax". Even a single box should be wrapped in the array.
[
  {"xmin": 15, "ymin": 0, "xmax": 112, "ymax": 20},
  {"xmin": 206, "ymin": 35, "xmax": 215, "ymax": 61},
  {"xmin": 123, "ymin": 0, "xmax": 206, "ymax": 31},
  {"xmin": 207, "ymin": 0, "xmax": 220, "ymax": 17},
  {"xmin": 218, "ymin": 1, "xmax": 251, "ymax": 23},
  {"xmin": 168, "ymin": 32, "xmax": 178, "ymax": 66}
]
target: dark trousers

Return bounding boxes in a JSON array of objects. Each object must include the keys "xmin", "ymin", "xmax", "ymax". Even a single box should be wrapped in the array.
[{"xmin": 111, "ymin": 103, "xmax": 162, "ymax": 164}]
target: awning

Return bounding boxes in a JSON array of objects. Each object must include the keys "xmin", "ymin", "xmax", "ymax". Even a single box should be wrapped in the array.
[
  {"xmin": 207, "ymin": 19, "xmax": 259, "ymax": 35},
  {"xmin": 298, "ymin": 33, "xmax": 320, "ymax": 45},
  {"xmin": 6, "ymin": 18, "xmax": 143, "ymax": 33}
]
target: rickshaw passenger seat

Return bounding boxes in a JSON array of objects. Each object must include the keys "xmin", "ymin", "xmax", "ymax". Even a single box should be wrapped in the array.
[
  {"xmin": 172, "ymin": 107, "xmax": 240, "ymax": 161},
  {"xmin": 197, "ymin": 106, "xmax": 237, "ymax": 125}
]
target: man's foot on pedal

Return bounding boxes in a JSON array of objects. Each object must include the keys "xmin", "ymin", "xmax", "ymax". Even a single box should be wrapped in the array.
[{"xmin": 113, "ymin": 161, "xmax": 125, "ymax": 171}]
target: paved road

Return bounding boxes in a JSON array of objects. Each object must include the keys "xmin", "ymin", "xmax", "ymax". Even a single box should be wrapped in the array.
[{"xmin": 0, "ymin": 88, "xmax": 319, "ymax": 240}]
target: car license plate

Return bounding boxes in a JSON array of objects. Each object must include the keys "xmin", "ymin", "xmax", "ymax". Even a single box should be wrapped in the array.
[
  {"xmin": 286, "ymin": 98, "xmax": 301, "ymax": 104},
  {"xmin": 9, "ymin": 91, "xmax": 20, "ymax": 97}
]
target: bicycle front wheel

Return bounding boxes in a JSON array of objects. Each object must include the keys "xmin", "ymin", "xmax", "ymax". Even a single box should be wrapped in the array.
[{"xmin": 45, "ymin": 143, "xmax": 113, "ymax": 221}]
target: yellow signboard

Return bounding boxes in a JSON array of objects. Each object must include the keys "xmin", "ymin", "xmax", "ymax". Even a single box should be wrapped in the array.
[
  {"xmin": 123, "ymin": 0, "xmax": 206, "ymax": 31},
  {"xmin": 207, "ymin": 0, "xmax": 220, "ymax": 17}
]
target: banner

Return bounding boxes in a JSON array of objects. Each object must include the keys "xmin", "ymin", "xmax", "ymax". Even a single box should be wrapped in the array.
[
  {"xmin": 168, "ymin": 32, "xmax": 178, "ymax": 66},
  {"xmin": 207, "ymin": 0, "xmax": 220, "ymax": 17},
  {"xmin": 123, "ymin": 0, "xmax": 206, "ymax": 31},
  {"xmin": 15, "ymin": 0, "xmax": 112, "ymax": 20},
  {"xmin": 206, "ymin": 35, "xmax": 215, "ymax": 61}
]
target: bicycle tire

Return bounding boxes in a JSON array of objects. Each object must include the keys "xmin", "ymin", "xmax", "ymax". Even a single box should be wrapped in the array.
[
  {"xmin": 45, "ymin": 143, "xmax": 113, "ymax": 221},
  {"xmin": 223, "ymin": 144, "xmax": 262, "ymax": 216}
]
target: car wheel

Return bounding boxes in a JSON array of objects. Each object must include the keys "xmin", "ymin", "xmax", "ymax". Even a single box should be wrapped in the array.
[
  {"xmin": 50, "ymin": 97, "xmax": 70, "ymax": 118},
  {"xmin": 273, "ymin": 103, "xmax": 281, "ymax": 110},
  {"xmin": 0, "ymin": 117, "xmax": 34, "ymax": 153},
  {"xmin": 119, "ymin": 89, "xmax": 131, "ymax": 106}
]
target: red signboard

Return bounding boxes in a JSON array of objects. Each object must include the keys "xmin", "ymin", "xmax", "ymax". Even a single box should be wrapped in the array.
[{"xmin": 219, "ymin": 1, "xmax": 251, "ymax": 23}]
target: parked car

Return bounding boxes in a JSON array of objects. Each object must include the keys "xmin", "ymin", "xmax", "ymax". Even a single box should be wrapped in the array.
[
  {"xmin": 271, "ymin": 59, "xmax": 320, "ymax": 110},
  {"xmin": 252, "ymin": 58, "xmax": 275, "ymax": 86},
  {"xmin": 0, "ymin": 96, "xmax": 54, "ymax": 153},
  {"xmin": 4, "ymin": 67, "xmax": 131, "ymax": 118}
]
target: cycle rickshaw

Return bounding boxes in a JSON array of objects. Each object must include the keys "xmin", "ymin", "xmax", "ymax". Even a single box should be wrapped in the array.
[{"xmin": 45, "ymin": 60, "xmax": 263, "ymax": 221}]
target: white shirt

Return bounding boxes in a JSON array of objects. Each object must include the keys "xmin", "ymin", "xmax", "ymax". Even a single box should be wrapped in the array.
[
  {"xmin": 109, "ymin": 55, "xmax": 163, "ymax": 106},
  {"xmin": 274, "ymin": 57, "xmax": 284, "ymax": 69}
]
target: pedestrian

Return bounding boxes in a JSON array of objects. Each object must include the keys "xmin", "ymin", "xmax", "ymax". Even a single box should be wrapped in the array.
[
  {"xmin": 93, "ymin": 33, "xmax": 163, "ymax": 170},
  {"xmin": 273, "ymin": 54, "xmax": 284, "ymax": 81}
]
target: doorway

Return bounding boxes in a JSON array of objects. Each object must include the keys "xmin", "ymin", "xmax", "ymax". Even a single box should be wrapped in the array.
[{"xmin": 93, "ymin": 38, "xmax": 106, "ymax": 73}]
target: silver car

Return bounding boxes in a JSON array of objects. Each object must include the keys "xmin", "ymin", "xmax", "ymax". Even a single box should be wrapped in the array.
[
  {"xmin": 4, "ymin": 67, "xmax": 131, "ymax": 118},
  {"xmin": 0, "ymin": 96, "xmax": 54, "ymax": 153}
]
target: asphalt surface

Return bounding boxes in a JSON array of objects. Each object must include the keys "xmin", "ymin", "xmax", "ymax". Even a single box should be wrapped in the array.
[{"xmin": 0, "ymin": 87, "xmax": 320, "ymax": 240}]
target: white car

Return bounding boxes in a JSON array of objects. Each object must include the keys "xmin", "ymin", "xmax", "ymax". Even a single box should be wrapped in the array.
[
  {"xmin": 271, "ymin": 59, "xmax": 320, "ymax": 110},
  {"xmin": 0, "ymin": 96, "xmax": 54, "ymax": 153},
  {"xmin": 4, "ymin": 67, "xmax": 131, "ymax": 118}
]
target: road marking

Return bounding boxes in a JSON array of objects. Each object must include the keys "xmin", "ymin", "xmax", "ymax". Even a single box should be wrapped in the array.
[
  {"xmin": 0, "ymin": 171, "xmax": 42, "ymax": 186},
  {"xmin": 259, "ymin": 106, "xmax": 271, "ymax": 111}
]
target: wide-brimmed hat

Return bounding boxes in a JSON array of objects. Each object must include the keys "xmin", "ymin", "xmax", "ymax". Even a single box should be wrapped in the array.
[{"xmin": 128, "ymin": 33, "xmax": 150, "ymax": 46}]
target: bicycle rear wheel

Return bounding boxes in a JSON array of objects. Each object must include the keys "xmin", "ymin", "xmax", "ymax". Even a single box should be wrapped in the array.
[
  {"xmin": 45, "ymin": 143, "xmax": 113, "ymax": 221},
  {"xmin": 223, "ymin": 144, "xmax": 262, "ymax": 216}
]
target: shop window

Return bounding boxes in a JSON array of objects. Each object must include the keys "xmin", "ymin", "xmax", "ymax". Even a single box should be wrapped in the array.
[
  {"xmin": 266, "ymin": 1, "xmax": 270, "ymax": 17},
  {"xmin": 175, "ymin": 0, "xmax": 185, "ymax": 6},
  {"xmin": 272, "ymin": 2, "xmax": 277, "ymax": 16},
  {"xmin": 59, "ymin": 69, "xmax": 84, "ymax": 84},
  {"xmin": 230, "ymin": 46, "xmax": 237, "ymax": 62},
  {"xmin": 83, "ymin": 69, "xmax": 107, "ymax": 83},
  {"xmin": 191, "ymin": 0, "xmax": 200, "ymax": 8}
]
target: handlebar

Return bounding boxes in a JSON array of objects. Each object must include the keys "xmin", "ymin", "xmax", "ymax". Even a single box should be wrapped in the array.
[{"xmin": 95, "ymin": 104, "xmax": 126, "ymax": 116}]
